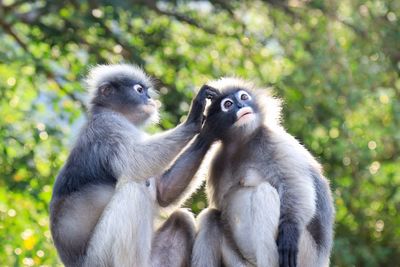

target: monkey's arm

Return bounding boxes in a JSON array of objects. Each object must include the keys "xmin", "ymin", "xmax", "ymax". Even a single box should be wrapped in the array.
[
  {"xmin": 276, "ymin": 176, "xmax": 316, "ymax": 267},
  {"xmin": 131, "ymin": 122, "xmax": 201, "ymax": 180},
  {"xmin": 115, "ymin": 85, "xmax": 218, "ymax": 181},
  {"xmin": 156, "ymin": 133, "xmax": 212, "ymax": 207}
]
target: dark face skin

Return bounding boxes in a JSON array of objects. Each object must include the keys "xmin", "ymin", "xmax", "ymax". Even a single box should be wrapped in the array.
[
  {"xmin": 91, "ymin": 76, "xmax": 156, "ymax": 124},
  {"xmin": 205, "ymin": 87, "xmax": 261, "ymax": 141}
]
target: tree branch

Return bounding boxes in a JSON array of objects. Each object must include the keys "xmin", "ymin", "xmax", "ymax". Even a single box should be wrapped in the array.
[
  {"xmin": 0, "ymin": 19, "xmax": 28, "ymax": 51},
  {"xmin": 0, "ymin": 17, "xmax": 86, "ymax": 110},
  {"xmin": 141, "ymin": 0, "xmax": 217, "ymax": 34}
]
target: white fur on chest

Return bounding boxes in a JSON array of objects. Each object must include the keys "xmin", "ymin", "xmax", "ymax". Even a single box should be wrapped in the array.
[{"xmin": 223, "ymin": 181, "xmax": 280, "ymax": 266}]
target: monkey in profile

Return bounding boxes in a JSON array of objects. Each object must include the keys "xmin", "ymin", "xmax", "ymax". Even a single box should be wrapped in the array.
[
  {"xmin": 188, "ymin": 78, "xmax": 335, "ymax": 267},
  {"xmin": 49, "ymin": 64, "xmax": 217, "ymax": 267}
]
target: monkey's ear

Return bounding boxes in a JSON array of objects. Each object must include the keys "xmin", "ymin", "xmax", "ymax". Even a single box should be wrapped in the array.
[
  {"xmin": 98, "ymin": 82, "xmax": 113, "ymax": 96},
  {"xmin": 202, "ymin": 85, "xmax": 220, "ymax": 101}
]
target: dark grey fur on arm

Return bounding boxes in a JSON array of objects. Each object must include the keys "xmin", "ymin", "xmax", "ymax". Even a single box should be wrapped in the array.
[
  {"xmin": 155, "ymin": 85, "xmax": 219, "ymax": 206},
  {"xmin": 276, "ymin": 174, "xmax": 316, "ymax": 267},
  {"xmin": 156, "ymin": 133, "xmax": 213, "ymax": 207}
]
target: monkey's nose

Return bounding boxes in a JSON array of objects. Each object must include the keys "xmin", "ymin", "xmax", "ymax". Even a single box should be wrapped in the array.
[{"xmin": 236, "ymin": 102, "xmax": 244, "ymax": 108}]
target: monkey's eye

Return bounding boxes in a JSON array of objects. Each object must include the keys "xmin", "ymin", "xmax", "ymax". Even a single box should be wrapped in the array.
[
  {"xmin": 134, "ymin": 84, "xmax": 144, "ymax": 94},
  {"xmin": 238, "ymin": 90, "xmax": 251, "ymax": 101},
  {"xmin": 221, "ymin": 98, "xmax": 234, "ymax": 112}
]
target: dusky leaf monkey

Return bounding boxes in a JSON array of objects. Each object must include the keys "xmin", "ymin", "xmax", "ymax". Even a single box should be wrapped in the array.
[
  {"xmin": 50, "ymin": 64, "xmax": 217, "ymax": 267},
  {"xmin": 186, "ymin": 78, "xmax": 335, "ymax": 267}
]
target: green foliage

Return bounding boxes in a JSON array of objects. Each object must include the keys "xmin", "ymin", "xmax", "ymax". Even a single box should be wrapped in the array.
[{"xmin": 0, "ymin": 0, "xmax": 399, "ymax": 266}]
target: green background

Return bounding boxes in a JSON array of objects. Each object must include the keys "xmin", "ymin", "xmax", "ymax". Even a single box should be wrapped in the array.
[{"xmin": 0, "ymin": 0, "xmax": 399, "ymax": 266}]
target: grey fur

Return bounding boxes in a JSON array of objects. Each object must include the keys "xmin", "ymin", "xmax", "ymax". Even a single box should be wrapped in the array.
[
  {"xmin": 191, "ymin": 209, "xmax": 224, "ymax": 267},
  {"xmin": 50, "ymin": 64, "xmax": 208, "ymax": 267},
  {"xmin": 191, "ymin": 78, "xmax": 335, "ymax": 267},
  {"xmin": 151, "ymin": 209, "xmax": 196, "ymax": 267}
]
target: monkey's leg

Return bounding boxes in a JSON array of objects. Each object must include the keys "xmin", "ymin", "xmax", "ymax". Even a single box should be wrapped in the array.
[
  {"xmin": 191, "ymin": 208, "xmax": 248, "ymax": 267},
  {"xmin": 151, "ymin": 209, "xmax": 196, "ymax": 267},
  {"xmin": 50, "ymin": 185, "xmax": 114, "ymax": 267},
  {"xmin": 221, "ymin": 236, "xmax": 250, "ymax": 267},
  {"xmin": 251, "ymin": 182, "xmax": 280, "ymax": 267},
  {"xmin": 83, "ymin": 180, "xmax": 155, "ymax": 267},
  {"xmin": 225, "ymin": 182, "xmax": 280, "ymax": 267},
  {"xmin": 297, "ymin": 174, "xmax": 334, "ymax": 267},
  {"xmin": 191, "ymin": 208, "xmax": 221, "ymax": 267},
  {"xmin": 297, "ymin": 231, "xmax": 324, "ymax": 267}
]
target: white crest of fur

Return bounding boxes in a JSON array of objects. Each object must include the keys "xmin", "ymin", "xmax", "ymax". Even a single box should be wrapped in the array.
[
  {"xmin": 207, "ymin": 77, "xmax": 283, "ymax": 129},
  {"xmin": 85, "ymin": 64, "xmax": 154, "ymax": 105}
]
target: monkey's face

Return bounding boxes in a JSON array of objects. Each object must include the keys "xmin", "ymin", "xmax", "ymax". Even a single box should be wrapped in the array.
[
  {"xmin": 98, "ymin": 77, "xmax": 159, "ymax": 125},
  {"xmin": 206, "ymin": 89, "xmax": 261, "ymax": 140}
]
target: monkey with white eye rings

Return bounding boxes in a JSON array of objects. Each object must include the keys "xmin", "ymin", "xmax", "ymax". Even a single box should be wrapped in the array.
[
  {"xmin": 187, "ymin": 78, "xmax": 335, "ymax": 267},
  {"xmin": 49, "ymin": 64, "xmax": 218, "ymax": 267}
]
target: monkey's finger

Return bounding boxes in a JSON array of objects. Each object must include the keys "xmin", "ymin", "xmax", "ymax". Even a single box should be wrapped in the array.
[
  {"xmin": 206, "ymin": 87, "xmax": 220, "ymax": 95},
  {"xmin": 206, "ymin": 87, "xmax": 220, "ymax": 94},
  {"xmin": 279, "ymin": 249, "xmax": 286, "ymax": 267},
  {"xmin": 289, "ymin": 250, "xmax": 296, "ymax": 267},
  {"xmin": 206, "ymin": 89, "xmax": 219, "ymax": 100},
  {"xmin": 200, "ymin": 85, "xmax": 220, "ymax": 98},
  {"xmin": 199, "ymin": 84, "xmax": 211, "ymax": 91},
  {"xmin": 284, "ymin": 250, "xmax": 290, "ymax": 267},
  {"xmin": 288, "ymin": 251, "xmax": 293, "ymax": 267}
]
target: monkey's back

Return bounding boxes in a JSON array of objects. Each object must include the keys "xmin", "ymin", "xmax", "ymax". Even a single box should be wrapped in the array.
[
  {"xmin": 49, "ymin": 111, "xmax": 149, "ymax": 266},
  {"xmin": 52, "ymin": 111, "xmax": 146, "ymax": 197}
]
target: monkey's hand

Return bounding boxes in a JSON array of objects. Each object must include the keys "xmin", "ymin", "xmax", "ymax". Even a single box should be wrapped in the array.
[
  {"xmin": 185, "ymin": 85, "xmax": 219, "ymax": 133},
  {"xmin": 277, "ymin": 222, "xmax": 299, "ymax": 267}
]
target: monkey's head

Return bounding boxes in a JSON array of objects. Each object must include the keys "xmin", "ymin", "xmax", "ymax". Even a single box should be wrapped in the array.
[
  {"xmin": 204, "ymin": 78, "xmax": 281, "ymax": 141},
  {"xmin": 86, "ymin": 64, "xmax": 159, "ymax": 125}
]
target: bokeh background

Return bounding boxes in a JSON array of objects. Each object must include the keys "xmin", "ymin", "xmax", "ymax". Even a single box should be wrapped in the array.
[{"xmin": 0, "ymin": 0, "xmax": 399, "ymax": 266}]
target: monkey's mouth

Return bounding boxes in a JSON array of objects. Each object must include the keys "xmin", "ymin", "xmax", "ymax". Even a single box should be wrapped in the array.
[
  {"xmin": 239, "ymin": 111, "xmax": 253, "ymax": 119},
  {"xmin": 147, "ymin": 99, "xmax": 157, "ymax": 107},
  {"xmin": 141, "ymin": 103, "xmax": 156, "ymax": 114},
  {"xmin": 237, "ymin": 107, "xmax": 254, "ymax": 119},
  {"xmin": 235, "ymin": 107, "xmax": 255, "ymax": 126},
  {"xmin": 141, "ymin": 99, "xmax": 158, "ymax": 113}
]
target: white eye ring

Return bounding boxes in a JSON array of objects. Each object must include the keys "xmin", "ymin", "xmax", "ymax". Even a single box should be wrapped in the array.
[
  {"xmin": 134, "ymin": 84, "xmax": 144, "ymax": 94},
  {"xmin": 221, "ymin": 98, "xmax": 234, "ymax": 112},
  {"xmin": 238, "ymin": 90, "xmax": 251, "ymax": 101}
]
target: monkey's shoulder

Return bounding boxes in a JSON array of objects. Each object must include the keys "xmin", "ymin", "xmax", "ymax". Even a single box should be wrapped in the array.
[
  {"xmin": 53, "ymin": 146, "xmax": 117, "ymax": 197},
  {"xmin": 86, "ymin": 112, "xmax": 144, "ymax": 141},
  {"xmin": 251, "ymin": 127, "xmax": 322, "ymax": 173},
  {"xmin": 52, "ymin": 119, "xmax": 123, "ymax": 197}
]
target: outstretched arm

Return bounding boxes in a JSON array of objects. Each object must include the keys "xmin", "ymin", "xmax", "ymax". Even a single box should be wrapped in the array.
[
  {"xmin": 114, "ymin": 86, "xmax": 218, "ymax": 181},
  {"xmin": 156, "ymin": 131, "xmax": 214, "ymax": 207},
  {"xmin": 128, "ymin": 122, "xmax": 199, "ymax": 180}
]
